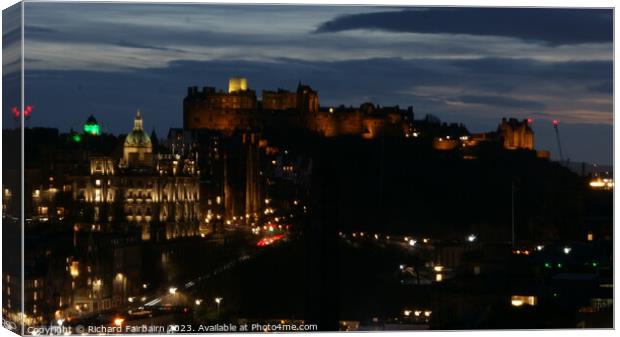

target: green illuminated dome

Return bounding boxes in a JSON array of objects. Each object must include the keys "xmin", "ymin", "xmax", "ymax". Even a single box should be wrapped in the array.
[
  {"xmin": 83, "ymin": 115, "xmax": 101, "ymax": 135},
  {"xmin": 124, "ymin": 110, "xmax": 152, "ymax": 147}
]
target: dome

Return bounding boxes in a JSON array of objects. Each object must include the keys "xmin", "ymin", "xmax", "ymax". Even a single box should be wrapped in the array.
[
  {"xmin": 124, "ymin": 109, "xmax": 151, "ymax": 147},
  {"xmin": 124, "ymin": 129, "xmax": 152, "ymax": 147}
]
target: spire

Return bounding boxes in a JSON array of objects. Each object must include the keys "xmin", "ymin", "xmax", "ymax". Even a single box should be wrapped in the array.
[{"xmin": 133, "ymin": 109, "xmax": 143, "ymax": 131}]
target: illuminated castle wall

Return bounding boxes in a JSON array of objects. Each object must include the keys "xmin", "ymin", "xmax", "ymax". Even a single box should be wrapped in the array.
[{"xmin": 183, "ymin": 78, "xmax": 412, "ymax": 138}]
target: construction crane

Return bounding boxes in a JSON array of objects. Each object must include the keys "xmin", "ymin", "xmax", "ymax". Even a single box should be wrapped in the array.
[{"xmin": 552, "ymin": 119, "xmax": 564, "ymax": 163}]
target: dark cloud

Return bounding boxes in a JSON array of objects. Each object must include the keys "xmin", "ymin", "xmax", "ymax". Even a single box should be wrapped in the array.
[
  {"xmin": 453, "ymin": 95, "xmax": 545, "ymax": 110},
  {"xmin": 115, "ymin": 40, "xmax": 186, "ymax": 53},
  {"xmin": 587, "ymin": 81, "xmax": 613, "ymax": 94},
  {"xmin": 315, "ymin": 8, "xmax": 613, "ymax": 45},
  {"xmin": 25, "ymin": 25, "xmax": 57, "ymax": 35},
  {"xmin": 450, "ymin": 58, "xmax": 612, "ymax": 80}
]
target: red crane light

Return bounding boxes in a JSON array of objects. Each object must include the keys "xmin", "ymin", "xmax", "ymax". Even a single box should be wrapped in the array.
[
  {"xmin": 24, "ymin": 105, "xmax": 33, "ymax": 117},
  {"xmin": 552, "ymin": 119, "xmax": 559, "ymax": 126},
  {"xmin": 10, "ymin": 105, "xmax": 33, "ymax": 118},
  {"xmin": 527, "ymin": 118, "xmax": 533, "ymax": 124}
]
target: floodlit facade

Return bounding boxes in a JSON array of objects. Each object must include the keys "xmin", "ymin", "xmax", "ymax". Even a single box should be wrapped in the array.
[{"xmin": 71, "ymin": 111, "xmax": 201, "ymax": 241}]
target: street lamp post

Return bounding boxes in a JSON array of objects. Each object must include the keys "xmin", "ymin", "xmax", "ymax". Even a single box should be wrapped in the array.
[{"xmin": 215, "ymin": 297, "xmax": 223, "ymax": 320}]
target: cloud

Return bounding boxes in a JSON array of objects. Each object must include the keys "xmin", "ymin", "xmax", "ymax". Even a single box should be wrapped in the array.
[
  {"xmin": 587, "ymin": 81, "xmax": 613, "ymax": 94},
  {"xmin": 7, "ymin": 4, "xmax": 612, "ymax": 165},
  {"xmin": 315, "ymin": 8, "xmax": 613, "ymax": 46},
  {"xmin": 19, "ymin": 4, "xmax": 612, "ymax": 75},
  {"xmin": 451, "ymin": 95, "xmax": 545, "ymax": 110},
  {"xmin": 114, "ymin": 41, "xmax": 186, "ymax": 53}
]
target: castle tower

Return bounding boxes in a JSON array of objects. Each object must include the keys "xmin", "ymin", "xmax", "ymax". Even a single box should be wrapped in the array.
[
  {"xmin": 228, "ymin": 77, "xmax": 248, "ymax": 93},
  {"xmin": 498, "ymin": 118, "xmax": 534, "ymax": 150}
]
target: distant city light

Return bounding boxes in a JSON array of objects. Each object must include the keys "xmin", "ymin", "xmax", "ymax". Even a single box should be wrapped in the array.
[
  {"xmin": 409, "ymin": 239, "xmax": 416, "ymax": 246},
  {"xmin": 467, "ymin": 234, "xmax": 477, "ymax": 242},
  {"xmin": 169, "ymin": 287, "xmax": 177, "ymax": 294},
  {"xmin": 563, "ymin": 247, "xmax": 571, "ymax": 255},
  {"xmin": 511, "ymin": 295, "xmax": 537, "ymax": 307},
  {"xmin": 589, "ymin": 178, "xmax": 613, "ymax": 190}
]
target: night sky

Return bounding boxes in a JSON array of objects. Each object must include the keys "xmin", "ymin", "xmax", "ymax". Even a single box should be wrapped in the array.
[{"xmin": 2, "ymin": 4, "xmax": 613, "ymax": 165}]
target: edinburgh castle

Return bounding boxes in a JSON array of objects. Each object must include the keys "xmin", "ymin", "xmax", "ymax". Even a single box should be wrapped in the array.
[{"xmin": 183, "ymin": 78, "xmax": 414, "ymax": 139}]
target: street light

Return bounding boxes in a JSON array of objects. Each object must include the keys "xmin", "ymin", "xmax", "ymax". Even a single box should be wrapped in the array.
[
  {"xmin": 215, "ymin": 297, "xmax": 223, "ymax": 319},
  {"xmin": 169, "ymin": 287, "xmax": 177, "ymax": 295}
]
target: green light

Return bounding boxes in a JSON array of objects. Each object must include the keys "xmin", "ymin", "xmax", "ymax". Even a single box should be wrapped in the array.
[
  {"xmin": 544, "ymin": 262, "xmax": 551, "ymax": 268},
  {"xmin": 592, "ymin": 262, "xmax": 598, "ymax": 267},
  {"xmin": 269, "ymin": 226, "xmax": 274, "ymax": 232},
  {"xmin": 72, "ymin": 134, "xmax": 82, "ymax": 142},
  {"xmin": 557, "ymin": 263, "xmax": 562, "ymax": 268},
  {"xmin": 83, "ymin": 123, "xmax": 100, "ymax": 135}
]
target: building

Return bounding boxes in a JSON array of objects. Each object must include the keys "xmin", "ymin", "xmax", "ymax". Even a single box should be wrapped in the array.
[
  {"xmin": 83, "ymin": 115, "xmax": 101, "ymax": 136},
  {"xmin": 183, "ymin": 78, "xmax": 413, "ymax": 139},
  {"xmin": 71, "ymin": 111, "xmax": 202, "ymax": 241},
  {"xmin": 497, "ymin": 118, "xmax": 534, "ymax": 150}
]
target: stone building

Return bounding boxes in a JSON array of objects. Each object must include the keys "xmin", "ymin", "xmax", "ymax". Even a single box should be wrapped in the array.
[
  {"xmin": 183, "ymin": 78, "xmax": 412, "ymax": 139},
  {"xmin": 497, "ymin": 118, "xmax": 534, "ymax": 150},
  {"xmin": 71, "ymin": 111, "xmax": 201, "ymax": 241}
]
